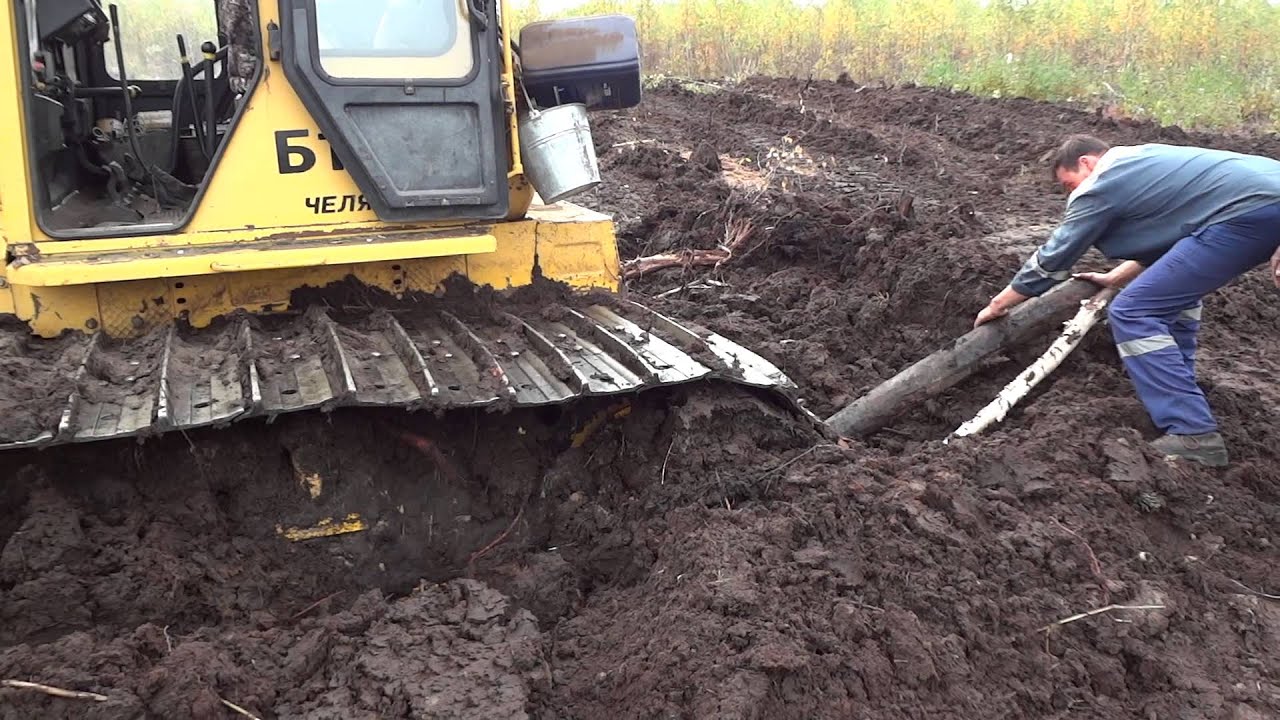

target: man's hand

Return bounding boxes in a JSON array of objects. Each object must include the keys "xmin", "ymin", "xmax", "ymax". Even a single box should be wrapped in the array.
[
  {"xmin": 973, "ymin": 286, "xmax": 1029, "ymax": 328},
  {"xmin": 1072, "ymin": 271, "xmax": 1122, "ymax": 287},
  {"xmin": 1271, "ymin": 245, "xmax": 1280, "ymax": 289},
  {"xmin": 1074, "ymin": 260, "xmax": 1144, "ymax": 289},
  {"xmin": 974, "ymin": 303, "xmax": 1007, "ymax": 328}
]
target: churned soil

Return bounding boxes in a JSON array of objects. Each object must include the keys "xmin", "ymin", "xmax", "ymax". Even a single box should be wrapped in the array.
[{"xmin": 0, "ymin": 77, "xmax": 1277, "ymax": 719}]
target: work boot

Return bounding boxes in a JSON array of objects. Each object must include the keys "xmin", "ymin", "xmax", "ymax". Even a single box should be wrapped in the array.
[{"xmin": 1150, "ymin": 432, "xmax": 1228, "ymax": 467}]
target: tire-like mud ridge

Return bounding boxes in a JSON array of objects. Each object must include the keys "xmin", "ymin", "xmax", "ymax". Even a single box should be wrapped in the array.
[{"xmin": 1, "ymin": 79, "xmax": 1277, "ymax": 719}]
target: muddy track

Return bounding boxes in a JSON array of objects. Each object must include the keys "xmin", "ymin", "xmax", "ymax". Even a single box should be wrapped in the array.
[{"xmin": 0, "ymin": 78, "xmax": 1277, "ymax": 719}]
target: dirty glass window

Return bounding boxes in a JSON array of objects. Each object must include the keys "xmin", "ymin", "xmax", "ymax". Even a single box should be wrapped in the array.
[
  {"xmin": 104, "ymin": 0, "xmax": 221, "ymax": 80},
  {"xmin": 314, "ymin": 0, "xmax": 473, "ymax": 80}
]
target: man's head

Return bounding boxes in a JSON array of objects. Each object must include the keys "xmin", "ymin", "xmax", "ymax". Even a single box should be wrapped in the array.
[{"xmin": 1050, "ymin": 134, "xmax": 1111, "ymax": 193}]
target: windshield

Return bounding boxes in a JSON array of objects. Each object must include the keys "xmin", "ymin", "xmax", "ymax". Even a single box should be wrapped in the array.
[{"xmin": 314, "ymin": 0, "xmax": 473, "ymax": 80}]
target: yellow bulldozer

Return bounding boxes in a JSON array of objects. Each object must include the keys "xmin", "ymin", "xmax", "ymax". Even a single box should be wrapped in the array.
[{"xmin": 1, "ymin": 0, "xmax": 796, "ymax": 451}]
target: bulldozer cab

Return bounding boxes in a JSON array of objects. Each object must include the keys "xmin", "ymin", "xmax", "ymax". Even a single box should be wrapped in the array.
[
  {"xmin": 0, "ymin": 1, "xmax": 801, "ymax": 452},
  {"xmin": 11, "ymin": 0, "xmax": 513, "ymax": 238}
]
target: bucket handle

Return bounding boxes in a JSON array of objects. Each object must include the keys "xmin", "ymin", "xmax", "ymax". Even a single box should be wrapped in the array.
[{"xmin": 516, "ymin": 73, "xmax": 543, "ymax": 119}]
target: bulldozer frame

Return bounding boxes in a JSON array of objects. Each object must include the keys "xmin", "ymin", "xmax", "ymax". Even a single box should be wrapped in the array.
[{"xmin": 0, "ymin": 0, "xmax": 801, "ymax": 451}]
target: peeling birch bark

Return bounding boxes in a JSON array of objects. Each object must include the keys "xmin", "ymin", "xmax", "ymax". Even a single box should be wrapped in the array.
[{"xmin": 948, "ymin": 288, "xmax": 1118, "ymax": 441}]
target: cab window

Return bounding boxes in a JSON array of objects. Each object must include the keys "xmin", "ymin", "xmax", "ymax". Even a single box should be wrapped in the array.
[
  {"xmin": 104, "ymin": 0, "xmax": 221, "ymax": 80},
  {"xmin": 314, "ymin": 0, "xmax": 473, "ymax": 80}
]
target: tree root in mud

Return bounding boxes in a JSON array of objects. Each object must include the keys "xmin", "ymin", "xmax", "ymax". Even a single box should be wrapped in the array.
[
  {"xmin": 622, "ymin": 217, "xmax": 756, "ymax": 278},
  {"xmin": 623, "ymin": 248, "xmax": 735, "ymax": 278},
  {"xmin": 468, "ymin": 500, "xmax": 527, "ymax": 570}
]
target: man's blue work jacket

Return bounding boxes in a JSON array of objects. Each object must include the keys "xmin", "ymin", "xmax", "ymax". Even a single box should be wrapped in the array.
[{"xmin": 1012, "ymin": 143, "xmax": 1280, "ymax": 296}]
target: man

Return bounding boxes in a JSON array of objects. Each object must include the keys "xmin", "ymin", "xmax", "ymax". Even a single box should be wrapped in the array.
[{"xmin": 975, "ymin": 135, "xmax": 1280, "ymax": 467}]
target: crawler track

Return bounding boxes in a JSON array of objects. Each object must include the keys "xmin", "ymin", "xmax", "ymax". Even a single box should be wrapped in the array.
[{"xmin": 0, "ymin": 299, "xmax": 798, "ymax": 450}]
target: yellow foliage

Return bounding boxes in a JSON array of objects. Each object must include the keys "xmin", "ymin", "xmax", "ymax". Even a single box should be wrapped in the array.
[{"xmin": 510, "ymin": 0, "xmax": 1280, "ymax": 130}]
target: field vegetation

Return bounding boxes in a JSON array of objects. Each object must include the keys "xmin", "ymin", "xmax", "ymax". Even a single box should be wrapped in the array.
[{"xmin": 512, "ymin": 0, "xmax": 1280, "ymax": 132}]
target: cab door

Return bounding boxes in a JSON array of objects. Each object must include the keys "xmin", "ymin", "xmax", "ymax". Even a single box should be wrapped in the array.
[{"xmin": 279, "ymin": 0, "xmax": 508, "ymax": 221}]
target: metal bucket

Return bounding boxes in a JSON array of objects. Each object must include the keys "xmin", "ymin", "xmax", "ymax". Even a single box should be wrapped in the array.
[{"xmin": 518, "ymin": 103, "xmax": 600, "ymax": 204}]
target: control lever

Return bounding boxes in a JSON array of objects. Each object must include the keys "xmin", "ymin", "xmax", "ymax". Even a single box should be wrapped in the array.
[
  {"xmin": 176, "ymin": 35, "xmax": 208, "ymax": 158},
  {"xmin": 201, "ymin": 41, "xmax": 217, "ymax": 158},
  {"xmin": 107, "ymin": 4, "xmax": 150, "ymax": 192}
]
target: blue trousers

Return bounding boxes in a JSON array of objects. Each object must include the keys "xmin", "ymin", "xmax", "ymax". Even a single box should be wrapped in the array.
[{"xmin": 1108, "ymin": 202, "xmax": 1280, "ymax": 435}]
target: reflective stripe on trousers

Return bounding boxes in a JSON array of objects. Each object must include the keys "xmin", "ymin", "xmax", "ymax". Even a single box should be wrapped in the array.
[{"xmin": 1116, "ymin": 334, "xmax": 1178, "ymax": 358}]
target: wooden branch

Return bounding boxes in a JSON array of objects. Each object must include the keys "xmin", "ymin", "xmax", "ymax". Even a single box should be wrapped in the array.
[
  {"xmin": 623, "ymin": 248, "xmax": 732, "ymax": 279},
  {"xmin": 220, "ymin": 698, "xmax": 263, "ymax": 720},
  {"xmin": 1, "ymin": 679, "xmax": 108, "ymax": 702},
  {"xmin": 1229, "ymin": 578, "xmax": 1280, "ymax": 600},
  {"xmin": 623, "ymin": 218, "xmax": 754, "ymax": 279},
  {"xmin": 1037, "ymin": 603, "xmax": 1165, "ymax": 632},
  {"xmin": 949, "ymin": 287, "xmax": 1116, "ymax": 440},
  {"xmin": 825, "ymin": 280, "xmax": 1101, "ymax": 437}
]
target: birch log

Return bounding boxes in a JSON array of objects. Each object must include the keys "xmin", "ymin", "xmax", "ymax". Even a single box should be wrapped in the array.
[
  {"xmin": 825, "ymin": 280, "xmax": 1100, "ymax": 437},
  {"xmin": 948, "ymin": 287, "xmax": 1118, "ymax": 440}
]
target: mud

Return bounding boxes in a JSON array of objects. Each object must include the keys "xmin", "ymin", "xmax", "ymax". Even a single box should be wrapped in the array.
[
  {"xmin": 77, "ymin": 328, "xmax": 169, "ymax": 409},
  {"xmin": 1, "ymin": 78, "xmax": 1278, "ymax": 719},
  {"xmin": 0, "ymin": 324, "xmax": 89, "ymax": 443},
  {"xmin": 167, "ymin": 322, "xmax": 242, "ymax": 384},
  {"xmin": 162, "ymin": 320, "xmax": 247, "ymax": 425}
]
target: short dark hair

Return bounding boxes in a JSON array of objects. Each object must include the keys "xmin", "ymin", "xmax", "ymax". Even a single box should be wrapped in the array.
[{"xmin": 1049, "ymin": 134, "xmax": 1110, "ymax": 178}]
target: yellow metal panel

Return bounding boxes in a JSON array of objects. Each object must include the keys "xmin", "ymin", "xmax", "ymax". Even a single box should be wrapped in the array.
[
  {"xmin": 469, "ymin": 221, "xmax": 539, "ymax": 290},
  {"xmin": 499, "ymin": 0, "xmax": 524, "ymax": 178},
  {"xmin": 24, "ymin": 220, "xmax": 480, "ymax": 256},
  {"xmin": 172, "ymin": 275, "xmax": 233, "ymax": 329},
  {"xmin": 0, "ymin": 269, "xmax": 13, "ymax": 316},
  {"xmin": 9, "ymin": 234, "xmax": 497, "ymax": 287},
  {"xmin": 186, "ymin": 8, "xmax": 377, "ymax": 234},
  {"xmin": 532, "ymin": 214, "xmax": 622, "ymax": 292},
  {"xmin": 350, "ymin": 262, "xmax": 407, "ymax": 299},
  {"xmin": 506, "ymin": 174, "xmax": 534, "ymax": 221},
  {"xmin": 97, "ymin": 279, "xmax": 173, "ymax": 337},
  {"xmin": 227, "ymin": 265, "xmax": 353, "ymax": 314},
  {"xmin": 11, "ymin": 284, "xmax": 102, "ymax": 338},
  {"xmin": 526, "ymin": 202, "xmax": 613, "ymax": 224},
  {"xmin": 9, "ymin": 211, "xmax": 621, "ymax": 337},
  {"xmin": 403, "ymin": 256, "xmax": 468, "ymax": 295},
  {"xmin": 0, "ymin": 3, "xmax": 35, "ymax": 246},
  {"xmin": 204, "ymin": 234, "xmax": 496, "ymax": 272},
  {"xmin": 9, "ymin": 287, "xmax": 38, "ymax": 325}
]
